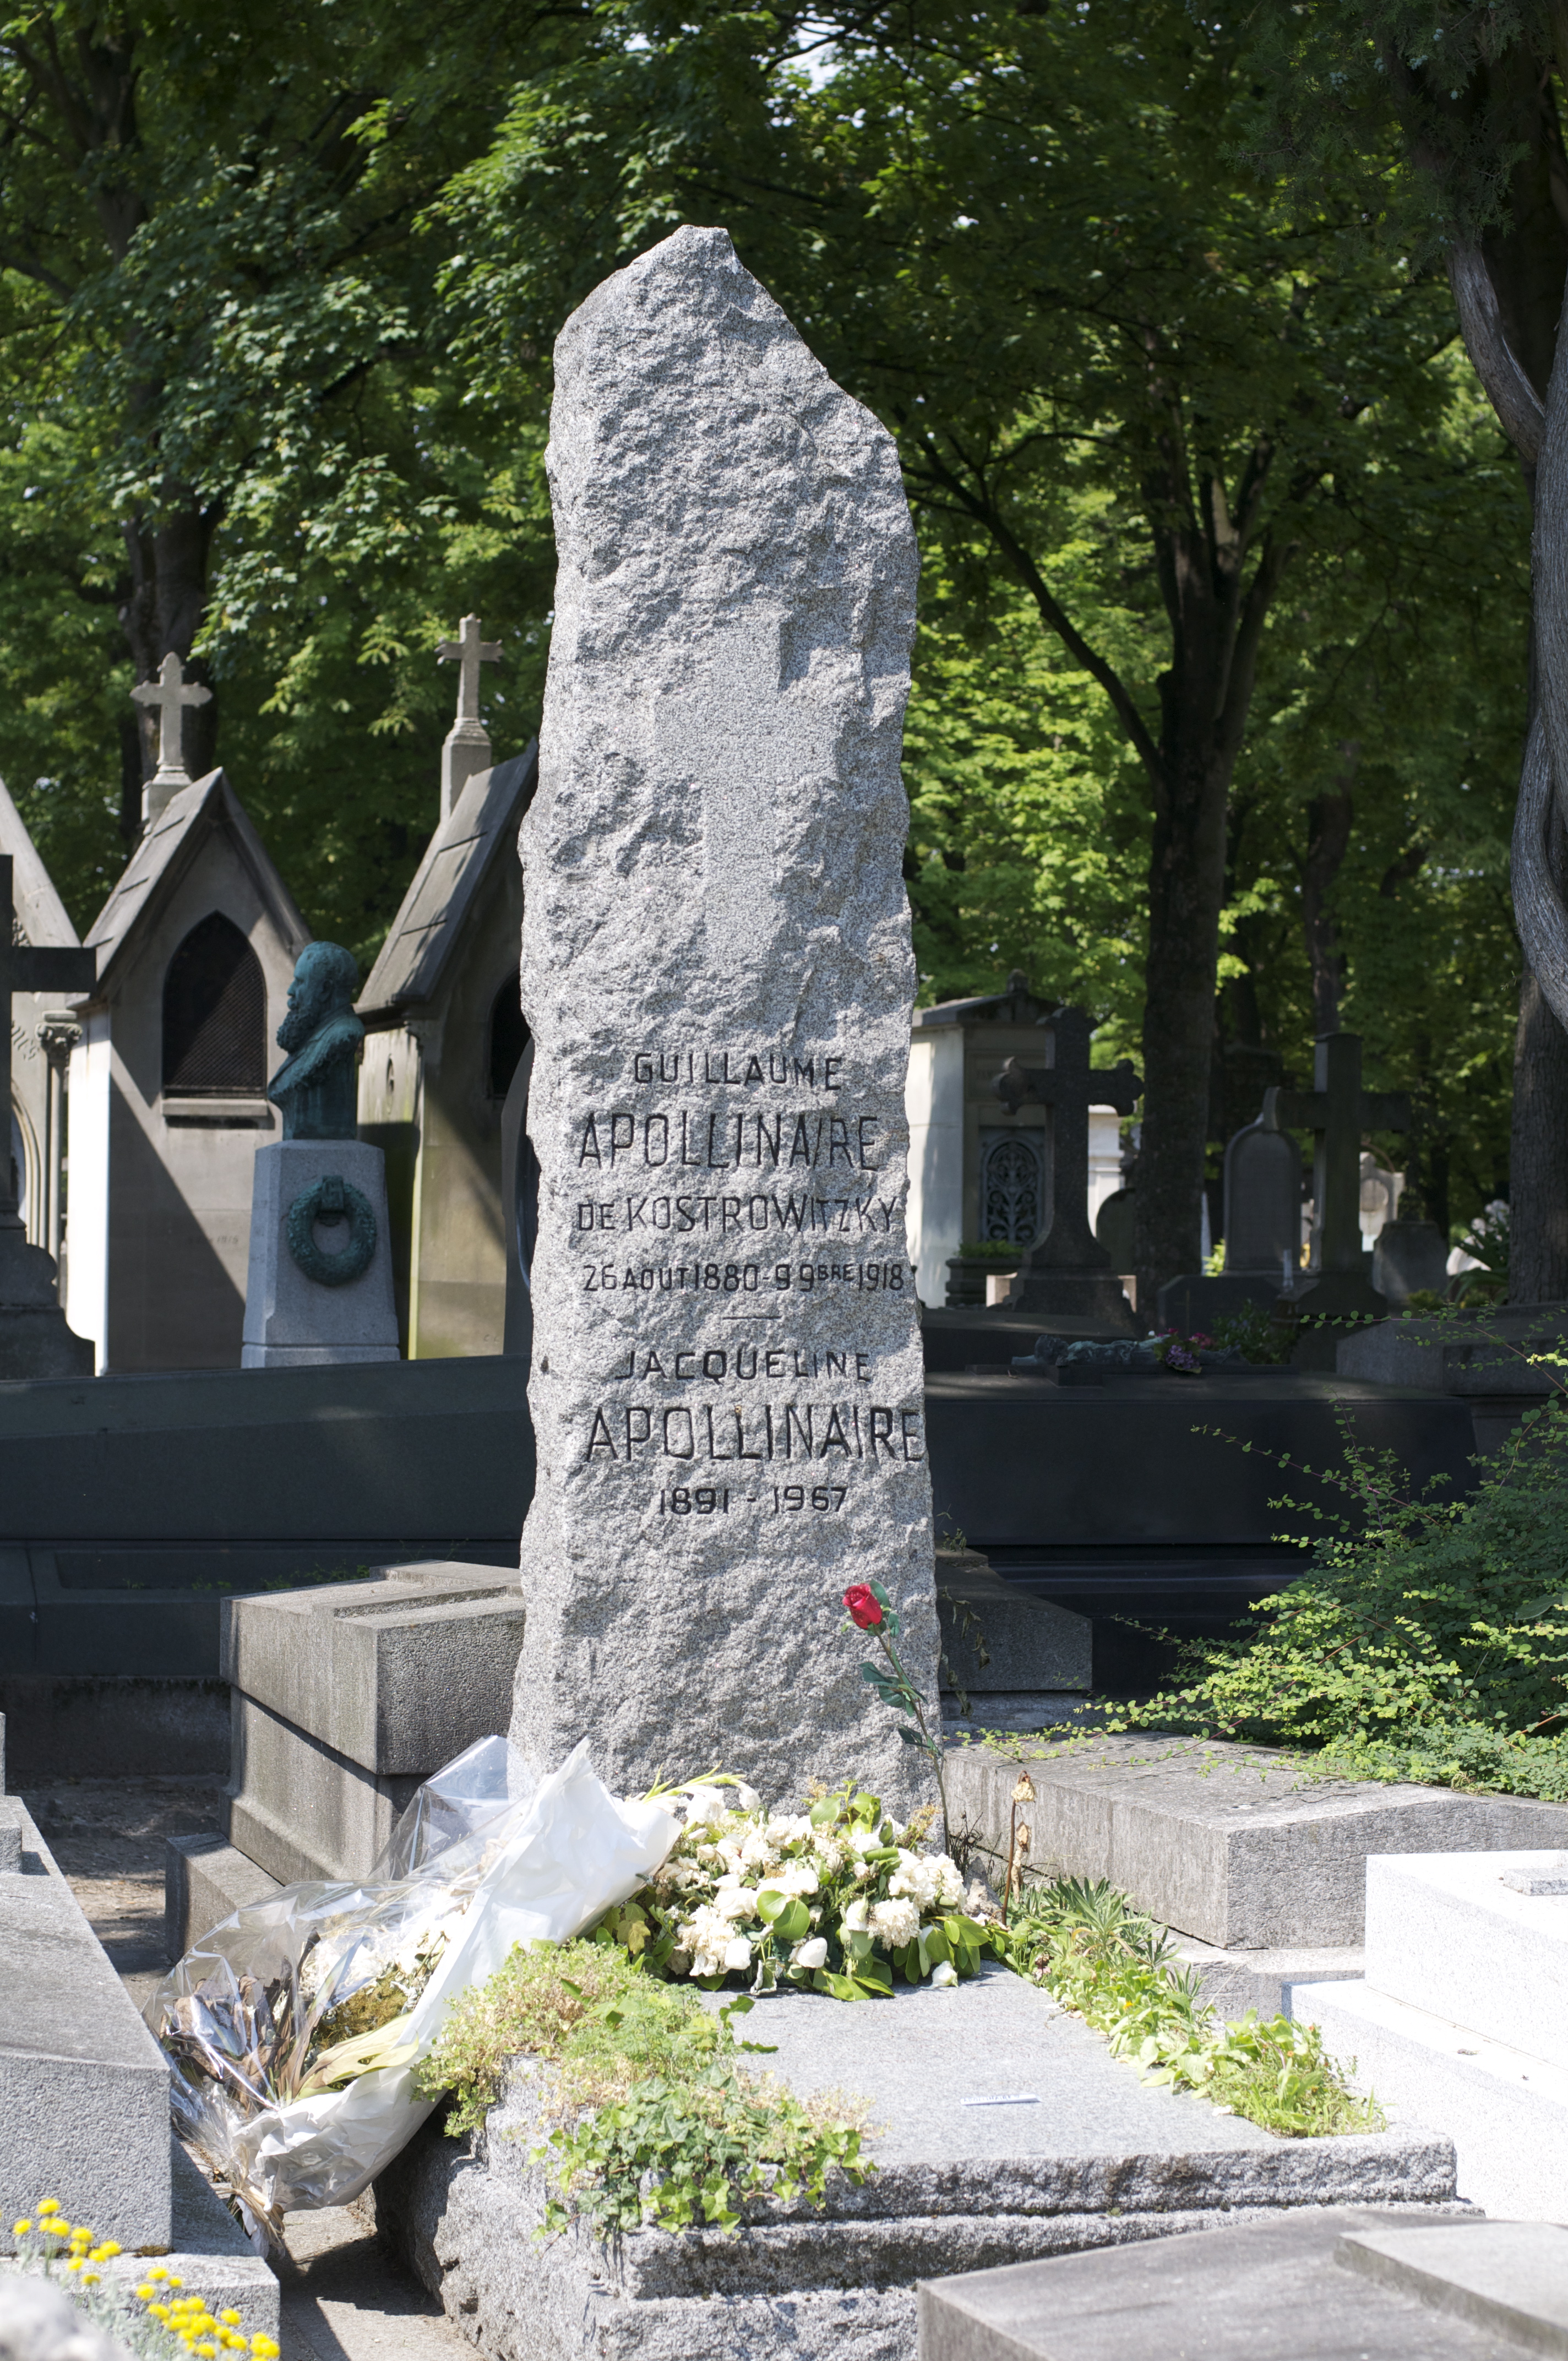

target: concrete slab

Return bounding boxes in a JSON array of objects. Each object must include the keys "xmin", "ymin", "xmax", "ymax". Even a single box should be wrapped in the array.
[
  {"xmin": 221, "ymin": 1563, "xmax": 525, "ymax": 1772},
  {"xmin": 1172, "ymin": 1938, "xmax": 1364, "ymax": 2022},
  {"xmin": 372, "ymin": 1966, "xmax": 1459, "ymax": 2361},
  {"xmin": 165, "ymin": 1831, "xmax": 282, "ymax": 1961},
  {"xmin": 0, "ymin": 1805, "xmax": 171, "ymax": 2255},
  {"xmin": 1364, "ymin": 1851, "xmax": 1568, "ymax": 2069},
  {"xmin": 225, "ymin": 1691, "xmax": 424, "ymax": 1887},
  {"xmin": 946, "ymin": 1735, "xmax": 1568, "ymax": 1947},
  {"xmin": 1291, "ymin": 1978, "xmax": 1568, "ymax": 2222},
  {"xmin": 917, "ymin": 2208, "xmax": 1521, "ymax": 2361},
  {"xmin": 1337, "ymin": 2220, "xmax": 1568, "ymax": 2356},
  {"xmin": 935, "ymin": 1550, "xmax": 1091, "ymax": 1701}
]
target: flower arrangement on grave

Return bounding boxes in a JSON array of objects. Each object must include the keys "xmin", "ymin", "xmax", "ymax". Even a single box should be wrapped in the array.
[
  {"xmin": 593, "ymin": 1774, "xmax": 997, "ymax": 2000},
  {"xmin": 1150, "ymin": 1328, "xmax": 1212, "ymax": 1376}
]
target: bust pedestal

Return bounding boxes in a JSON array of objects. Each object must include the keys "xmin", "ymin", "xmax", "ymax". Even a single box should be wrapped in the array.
[{"xmin": 241, "ymin": 1139, "xmax": 399, "ymax": 1368}]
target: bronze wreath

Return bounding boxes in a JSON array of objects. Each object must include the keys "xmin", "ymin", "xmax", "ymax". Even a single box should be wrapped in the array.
[{"xmin": 285, "ymin": 1173, "xmax": 377, "ymax": 1287}]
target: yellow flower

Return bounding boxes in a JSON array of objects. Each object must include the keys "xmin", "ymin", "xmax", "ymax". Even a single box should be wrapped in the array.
[
  {"xmin": 13, "ymin": 2219, "xmax": 32, "ymax": 2236},
  {"xmin": 41, "ymin": 2218, "xmax": 70, "ymax": 2236},
  {"xmin": 37, "ymin": 2199, "xmax": 59, "ymax": 2216},
  {"xmin": 220, "ymin": 2313, "xmax": 241, "ymax": 2328},
  {"xmin": 90, "ymin": 2242, "xmax": 121, "ymax": 2260}
]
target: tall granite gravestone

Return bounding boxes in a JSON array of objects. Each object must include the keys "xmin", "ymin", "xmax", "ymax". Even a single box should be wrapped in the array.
[
  {"xmin": 509, "ymin": 224, "xmax": 939, "ymax": 1812},
  {"xmin": 241, "ymin": 942, "xmax": 399, "ymax": 1366}
]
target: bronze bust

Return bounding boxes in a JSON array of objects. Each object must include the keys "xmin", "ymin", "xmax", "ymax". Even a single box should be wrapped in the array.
[{"xmin": 268, "ymin": 942, "xmax": 363, "ymax": 1141}]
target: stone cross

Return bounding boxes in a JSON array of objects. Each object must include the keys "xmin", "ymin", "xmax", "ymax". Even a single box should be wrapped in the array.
[
  {"xmin": 130, "ymin": 653, "xmax": 213, "ymax": 825},
  {"xmin": 1266, "ymin": 1032, "xmax": 1409, "ymax": 1279},
  {"xmin": 510, "ymin": 224, "xmax": 938, "ymax": 1813},
  {"xmin": 655, "ymin": 612, "xmax": 836, "ymax": 949},
  {"xmin": 0, "ymin": 858, "xmax": 95, "ymax": 1234},
  {"xmin": 993, "ymin": 1009, "xmax": 1142, "ymax": 1268},
  {"xmin": 437, "ymin": 613, "xmax": 502, "ymax": 820}
]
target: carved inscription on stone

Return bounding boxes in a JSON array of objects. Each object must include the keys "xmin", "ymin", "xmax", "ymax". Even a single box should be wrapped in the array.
[{"xmin": 509, "ymin": 222, "xmax": 938, "ymax": 1807}]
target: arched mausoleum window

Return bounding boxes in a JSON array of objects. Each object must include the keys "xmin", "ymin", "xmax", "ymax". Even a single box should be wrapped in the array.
[
  {"xmin": 162, "ymin": 911, "xmax": 266, "ymax": 1095},
  {"xmin": 979, "ymin": 1128, "xmax": 1044, "ymax": 1244},
  {"xmin": 488, "ymin": 978, "xmax": 529, "ymax": 1101}
]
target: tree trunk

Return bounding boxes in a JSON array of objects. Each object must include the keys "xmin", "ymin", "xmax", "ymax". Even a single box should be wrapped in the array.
[
  {"xmin": 1511, "ymin": 952, "xmax": 1568, "ymax": 1302},
  {"xmin": 1135, "ymin": 749, "xmax": 1232, "ymax": 1297},
  {"xmin": 1299, "ymin": 749, "xmax": 1357, "ymax": 1036}
]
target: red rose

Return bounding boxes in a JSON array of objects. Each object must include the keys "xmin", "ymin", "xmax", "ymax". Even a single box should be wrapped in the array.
[{"xmin": 844, "ymin": 1584, "xmax": 883, "ymax": 1630}]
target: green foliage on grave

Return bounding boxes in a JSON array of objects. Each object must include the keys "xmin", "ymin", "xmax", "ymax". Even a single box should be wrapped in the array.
[
  {"xmin": 1000, "ymin": 1876, "xmax": 1382, "ymax": 2137},
  {"xmin": 414, "ymin": 1936, "xmax": 874, "ymax": 2235},
  {"xmin": 1102, "ymin": 1363, "xmax": 1568, "ymax": 1798}
]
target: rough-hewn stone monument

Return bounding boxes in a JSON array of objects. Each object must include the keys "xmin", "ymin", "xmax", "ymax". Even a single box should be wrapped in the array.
[{"xmin": 509, "ymin": 223, "xmax": 939, "ymax": 1810}]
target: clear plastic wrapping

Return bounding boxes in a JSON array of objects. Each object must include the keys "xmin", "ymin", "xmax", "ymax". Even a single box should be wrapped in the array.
[{"xmin": 147, "ymin": 1738, "xmax": 678, "ymax": 2246}]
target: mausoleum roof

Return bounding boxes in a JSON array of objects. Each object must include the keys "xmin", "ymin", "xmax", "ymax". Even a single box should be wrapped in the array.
[
  {"xmin": 82, "ymin": 767, "xmax": 310, "ymax": 998},
  {"xmin": 913, "ymin": 970, "xmax": 1051, "ymax": 1029},
  {"xmin": 0, "ymin": 776, "xmax": 79, "ymax": 950},
  {"xmin": 357, "ymin": 743, "xmax": 538, "ymax": 1021}
]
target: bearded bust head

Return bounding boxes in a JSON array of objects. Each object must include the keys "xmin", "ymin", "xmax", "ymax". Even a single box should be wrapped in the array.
[{"xmin": 269, "ymin": 941, "xmax": 364, "ymax": 1140}]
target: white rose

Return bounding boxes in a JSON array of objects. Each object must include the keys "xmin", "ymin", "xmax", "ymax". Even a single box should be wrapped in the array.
[
  {"xmin": 682, "ymin": 1784, "xmax": 728, "ymax": 1827},
  {"xmin": 929, "ymin": 1960, "xmax": 959, "ymax": 1987},
  {"xmin": 715, "ymin": 1884, "xmax": 760, "ymax": 1922},
  {"xmin": 723, "ymin": 1935, "xmax": 753, "ymax": 1971},
  {"xmin": 841, "ymin": 1898, "xmax": 870, "ymax": 1934},
  {"xmin": 792, "ymin": 1937, "xmax": 829, "ymax": 1970},
  {"xmin": 734, "ymin": 1783, "xmax": 763, "ymax": 1814},
  {"xmin": 869, "ymin": 1897, "xmax": 921, "ymax": 1947}
]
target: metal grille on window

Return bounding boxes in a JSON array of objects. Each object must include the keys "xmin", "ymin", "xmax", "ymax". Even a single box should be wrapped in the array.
[
  {"xmin": 982, "ymin": 1131, "xmax": 1043, "ymax": 1243},
  {"xmin": 162, "ymin": 911, "xmax": 266, "ymax": 1095}
]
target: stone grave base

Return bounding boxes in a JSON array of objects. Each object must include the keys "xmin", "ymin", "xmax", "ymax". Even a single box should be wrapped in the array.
[
  {"xmin": 369, "ymin": 1968, "xmax": 1458, "ymax": 2361},
  {"xmin": 921, "ymin": 2210, "xmax": 1566, "ymax": 2361},
  {"xmin": 946, "ymin": 1733, "xmax": 1568, "ymax": 1947},
  {"xmin": 1291, "ymin": 1848, "xmax": 1568, "ymax": 2221},
  {"xmin": 0, "ymin": 1798, "xmax": 278, "ymax": 2343}
]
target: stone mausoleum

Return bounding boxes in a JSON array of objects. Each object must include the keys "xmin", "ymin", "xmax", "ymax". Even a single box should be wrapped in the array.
[
  {"xmin": 1, "ymin": 781, "xmax": 82, "ymax": 1267},
  {"xmin": 65, "ymin": 768, "xmax": 309, "ymax": 1371},
  {"xmin": 905, "ymin": 970, "xmax": 1125, "ymax": 1307},
  {"xmin": 357, "ymin": 742, "xmax": 538, "ymax": 1357}
]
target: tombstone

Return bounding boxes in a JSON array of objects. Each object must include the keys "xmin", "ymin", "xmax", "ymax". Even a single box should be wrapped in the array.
[
  {"xmin": 1271, "ymin": 1029, "xmax": 1410, "ymax": 1361},
  {"xmin": 1224, "ymin": 1105, "xmax": 1302, "ymax": 1279},
  {"xmin": 0, "ymin": 780, "xmax": 84, "ymax": 1267},
  {"xmin": 0, "ymin": 855, "xmax": 95, "ymax": 1376},
  {"xmin": 1155, "ymin": 1103, "xmax": 1303, "ymax": 1334},
  {"xmin": 989, "ymin": 1006, "xmax": 1141, "ymax": 1329},
  {"xmin": 508, "ymin": 222, "xmax": 940, "ymax": 1808},
  {"xmin": 356, "ymin": 700, "xmax": 540, "ymax": 1357},
  {"xmin": 65, "ymin": 660, "xmax": 310, "ymax": 1370},
  {"xmin": 906, "ymin": 971, "xmax": 1126, "ymax": 1307},
  {"xmin": 1373, "ymin": 1210, "xmax": 1452, "ymax": 1304},
  {"xmin": 241, "ymin": 941, "xmax": 399, "ymax": 1366}
]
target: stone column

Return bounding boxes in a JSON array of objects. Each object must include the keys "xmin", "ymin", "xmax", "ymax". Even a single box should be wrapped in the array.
[{"xmin": 510, "ymin": 225, "xmax": 939, "ymax": 1811}]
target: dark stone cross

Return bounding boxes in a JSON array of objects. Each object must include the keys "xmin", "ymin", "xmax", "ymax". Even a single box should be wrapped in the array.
[
  {"xmin": 993, "ymin": 1005, "xmax": 1142, "ymax": 1325},
  {"xmin": 0, "ymin": 855, "xmax": 96, "ymax": 1375},
  {"xmin": 1265, "ymin": 1031, "xmax": 1410, "ymax": 1282}
]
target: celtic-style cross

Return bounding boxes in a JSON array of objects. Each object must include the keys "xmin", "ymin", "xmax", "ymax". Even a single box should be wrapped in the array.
[
  {"xmin": 0, "ymin": 857, "xmax": 95, "ymax": 1234},
  {"xmin": 437, "ymin": 613, "xmax": 502, "ymax": 818},
  {"xmin": 131, "ymin": 652, "xmax": 213, "ymax": 824},
  {"xmin": 994, "ymin": 1006, "xmax": 1142, "ymax": 1269}
]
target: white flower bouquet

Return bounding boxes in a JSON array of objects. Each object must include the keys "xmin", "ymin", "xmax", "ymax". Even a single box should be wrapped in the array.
[{"xmin": 596, "ymin": 1778, "xmax": 999, "ymax": 2000}]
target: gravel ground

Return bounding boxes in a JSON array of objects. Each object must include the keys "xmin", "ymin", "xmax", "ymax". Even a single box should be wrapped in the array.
[{"xmin": 19, "ymin": 1775, "xmax": 471, "ymax": 2358}]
